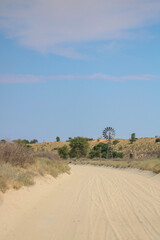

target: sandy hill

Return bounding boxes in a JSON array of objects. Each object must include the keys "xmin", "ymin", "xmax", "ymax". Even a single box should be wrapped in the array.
[{"xmin": 31, "ymin": 137, "xmax": 160, "ymax": 159}]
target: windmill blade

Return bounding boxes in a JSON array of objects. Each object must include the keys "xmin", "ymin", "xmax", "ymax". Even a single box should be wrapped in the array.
[{"xmin": 102, "ymin": 127, "xmax": 115, "ymax": 140}]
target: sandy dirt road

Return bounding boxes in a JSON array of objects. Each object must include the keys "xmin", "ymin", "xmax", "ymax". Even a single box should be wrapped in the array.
[{"xmin": 0, "ymin": 164, "xmax": 160, "ymax": 240}]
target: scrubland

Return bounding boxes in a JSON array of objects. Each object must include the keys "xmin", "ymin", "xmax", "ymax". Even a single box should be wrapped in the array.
[
  {"xmin": 1, "ymin": 137, "xmax": 160, "ymax": 192},
  {"xmin": 0, "ymin": 139, "xmax": 160, "ymax": 239},
  {"xmin": 32, "ymin": 137, "xmax": 160, "ymax": 158},
  {"xmin": 31, "ymin": 137, "xmax": 160, "ymax": 174},
  {"xmin": 0, "ymin": 142, "xmax": 70, "ymax": 193}
]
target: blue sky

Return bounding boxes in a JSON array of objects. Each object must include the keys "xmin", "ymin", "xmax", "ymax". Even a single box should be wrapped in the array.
[{"xmin": 0, "ymin": 0, "xmax": 160, "ymax": 141}]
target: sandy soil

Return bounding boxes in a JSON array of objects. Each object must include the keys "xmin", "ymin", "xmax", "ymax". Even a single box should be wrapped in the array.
[{"xmin": 0, "ymin": 165, "xmax": 160, "ymax": 240}]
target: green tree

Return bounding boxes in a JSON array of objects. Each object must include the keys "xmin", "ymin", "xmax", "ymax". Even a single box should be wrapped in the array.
[
  {"xmin": 69, "ymin": 137, "xmax": 89, "ymax": 158},
  {"xmin": 30, "ymin": 139, "xmax": 38, "ymax": 144},
  {"xmin": 129, "ymin": 133, "xmax": 137, "ymax": 144},
  {"xmin": 89, "ymin": 143, "xmax": 110, "ymax": 159},
  {"xmin": 89, "ymin": 148, "xmax": 101, "ymax": 158},
  {"xmin": 13, "ymin": 139, "xmax": 29, "ymax": 145},
  {"xmin": 89, "ymin": 142, "xmax": 123, "ymax": 159},
  {"xmin": 56, "ymin": 136, "xmax": 60, "ymax": 142},
  {"xmin": 58, "ymin": 145, "xmax": 69, "ymax": 159}
]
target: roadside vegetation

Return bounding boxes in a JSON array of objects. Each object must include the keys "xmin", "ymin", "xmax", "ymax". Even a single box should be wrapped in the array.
[
  {"xmin": 88, "ymin": 142, "xmax": 123, "ymax": 159},
  {"xmin": 56, "ymin": 136, "xmax": 160, "ymax": 174},
  {"xmin": 30, "ymin": 137, "xmax": 160, "ymax": 159},
  {"xmin": 1, "ymin": 134, "xmax": 159, "ymax": 193},
  {"xmin": 0, "ymin": 141, "xmax": 70, "ymax": 193},
  {"xmin": 70, "ymin": 159, "xmax": 160, "ymax": 174},
  {"xmin": 58, "ymin": 137, "xmax": 123, "ymax": 159}
]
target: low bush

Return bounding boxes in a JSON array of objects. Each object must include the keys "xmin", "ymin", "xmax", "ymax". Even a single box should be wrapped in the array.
[
  {"xmin": 112, "ymin": 151, "xmax": 123, "ymax": 158},
  {"xmin": 13, "ymin": 139, "xmax": 30, "ymax": 145},
  {"xmin": 89, "ymin": 142, "xmax": 123, "ymax": 159},
  {"xmin": 118, "ymin": 145, "xmax": 123, "ymax": 150},
  {"xmin": 0, "ymin": 142, "xmax": 34, "ymax": 167},
  {"xmin": 113, "ymin": 140, "xmax": 119, "ymax": 145},
  {"xmin": 155, "ymin": 138, "xmax": 160, "ymax": 143},
  {"xmin": 69, "ymin": 137, "xmax": 89, "ymax": 158},
  {"xmin": 89, "ymin": 149, "xmax": 101, "ymax": 158},
  {"xmin": 157, "ymin": 154, "xmax": 160, "ymax": 158},
  {"xmin": 33, "ymin": 157, "xmax": 70, "ymax": 177},
  {"xmin": 0, "ymin": 145, "xmax": 70, "ymax": 193},
  {"xmin": 58, "ymin": 146, "xmax": 69, "ymax": 159},
  {"xmin": 0, "ymin": 162, "xmax": 35, "ymax": 193},
  {"xmin": 30, "ymin": 139, "xmax": 38, "ymax": 144}
]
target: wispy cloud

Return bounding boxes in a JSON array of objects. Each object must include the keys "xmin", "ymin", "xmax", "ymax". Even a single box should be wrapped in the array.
[
  {"xmin": 0, "ymin": 0, "xmax": 160, "ymax": 58},
  {"xmin": 0, "ymin": 74, "xmax": 44, "ymax": 83},
  {"xmin": 0, "ymin": 73, "xmax": 159, "ymax": 84}
]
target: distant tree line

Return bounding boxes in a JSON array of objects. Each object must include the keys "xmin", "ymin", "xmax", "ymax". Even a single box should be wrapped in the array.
[
  {"xmin": 57, "ymin": 137, "xmax": 123, "ymax": 159},
  {"xmin": 89, "ymin": 142, "xmax": 123, "ymax": 159},
  {"xmin": 13, "ymin": 139, "xmax": 38, "ymax": 144},
  {"xmin": 1, "ymin": 139, "xmax": 38, "ymax": 145}
]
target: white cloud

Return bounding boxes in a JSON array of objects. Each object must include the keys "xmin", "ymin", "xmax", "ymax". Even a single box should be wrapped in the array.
[
  {"xmin": 0, "ymin": 74, "xmax": 44, "ymax": 83},
  {"xmin": 0, "ymin": 0, "xmax": 160, "ymax": 57},
  {"xmin": 0, "ymin": 73, "xmax": 159, "ymax": 83}
]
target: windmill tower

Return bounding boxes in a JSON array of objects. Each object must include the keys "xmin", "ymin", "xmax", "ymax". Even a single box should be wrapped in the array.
[{"xmin": 102, "ymin": 127, "xmax": 115, "ymax": 158}]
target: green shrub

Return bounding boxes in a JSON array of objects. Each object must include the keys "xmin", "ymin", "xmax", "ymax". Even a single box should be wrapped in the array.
[
  {"xmin": 84, "ymin": 138, "xmax": 93, "ymax": 141},
  {"xmin": 113, "ymin": 140, "xmax": 119, "ymax": 145},
  {"xmin": 58, "ymin": 145, "xmax": 69, "ymax": 159},
  {"xmin": 101, "ymin": 151, "xmax": 108, "ymax": 158},
  {"xmin": 89, "ymin": 149, "xmax": 101, "ymax": 159},
  {"xmin": 155, "ymin": 138, "xmax": 160, "ymax": 143},
  {"xmin": 56, "ymin": 136, "xmax": 60, "ymax": 142},
  {"xmin": 129, "ymin": 133, "xmax": 137, "ymax": 144},
  {"xmin": 112, "ymin": 151, "xmax": 123, "ymax": 158},
  {"xmin": 89, "ymin": 143, "xmax": 110, "ymax": 159},
  {"xmin": 89, "ymin": 142, "xmax": 123, "ymax": 159},
  {"xmin": 69, "ymin": 137, "xmax": 89, "ymax": 158},
  {"xmin": 30, "ymin": 139, "xmax": 38, "ymax": 144},
  {"xmin": 157, "ymin": 154, "xmax": 160, "ymax": 158},
  {"xmin": 13, "ymin": 139, "xmax": 30, "ymax": 145}
]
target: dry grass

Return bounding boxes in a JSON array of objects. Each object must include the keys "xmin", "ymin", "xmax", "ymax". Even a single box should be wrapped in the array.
[
  {"xmin": 0, "ymin": 162, "xmax": 35, "ymax": 193},
  {"xmin": 70, "ymin": 158, "xmax": 160, "ymax": 174},
  {"xmin": 32, "ymin": 151, "xmax": 70, "ymax": 177},
  {"xmin": 0, "ymin": 142, "xmax": 34, "ymax": 166},
  {"xmin": 0, "ymin": 142, "xmax": 70, "ymax": 193},
  {"xmin": 31, "ymin": 141, "xmax": 69, "ymax": 152}
]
